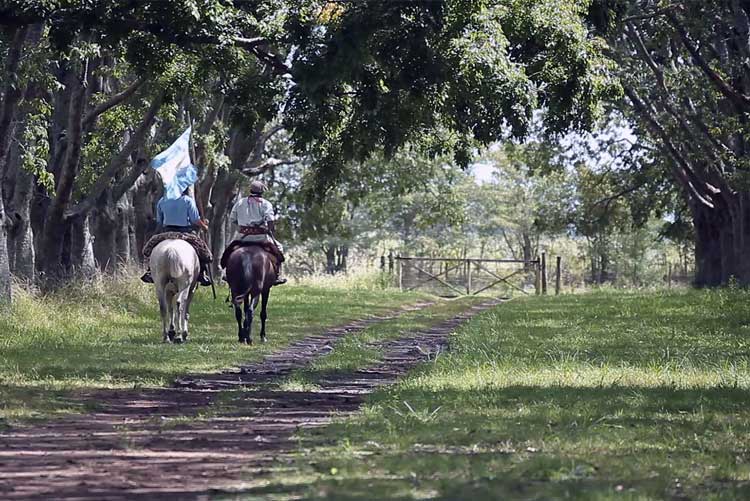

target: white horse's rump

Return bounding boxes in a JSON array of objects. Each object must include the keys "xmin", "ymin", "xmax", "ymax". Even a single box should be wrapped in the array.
[{"xmin": 150, "ymin": 239, "xmax": 200, "ymax": 343}]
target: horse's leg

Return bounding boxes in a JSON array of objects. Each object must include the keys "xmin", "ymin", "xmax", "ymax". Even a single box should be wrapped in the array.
[
  {"xmin": 244, "ymin": 296, "xmax": 254, "ymax": 345},
  {"xmin": 165, "ymin": 288, "xmax": 177, "ymax": 343},
  {"xmin": 259, "ymin": 289, "xmax": 270, "ymax": 343},
  {"xmin": 175, "ymin": 285, "xmax": 190, "ymax": 343},
  {"xmin": 158, "ymin": 288, "xmax": 170, "ymax": 343},
  {"xmin": 234, "ymin": 300, "xmax": 246, "ymax": 343},
  {"xmin": 171, "ymin": 289, "xmax": 181, "ymax": 342},
  {"xmin": 182, "ymin": 283, "xmax": 196, "ymax": 342}
]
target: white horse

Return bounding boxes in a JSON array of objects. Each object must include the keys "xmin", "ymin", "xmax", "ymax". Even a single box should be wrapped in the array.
[{"xmin": 150, "ymin": 239, "xmax": 200, "ymax": 343}]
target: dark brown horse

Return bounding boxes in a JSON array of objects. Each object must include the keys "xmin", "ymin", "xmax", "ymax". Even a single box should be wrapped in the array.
[{"xmin": 224, "ymin": 245, "xmax": 278, "ymax": 344}]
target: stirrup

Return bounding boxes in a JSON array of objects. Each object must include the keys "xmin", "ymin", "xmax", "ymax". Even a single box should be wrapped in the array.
[
  {"xmin": 198, "ymin": 272, "xmax": 212, "ymax": 287},
  {"xmin": 273, "ymin": 277, "xmax": 287, "ymax": 286}
]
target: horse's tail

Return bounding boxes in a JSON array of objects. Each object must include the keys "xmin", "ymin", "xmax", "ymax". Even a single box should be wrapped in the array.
[{"xmin": 166, "ymin": 247, "xmax": 185, "ymax": 279}]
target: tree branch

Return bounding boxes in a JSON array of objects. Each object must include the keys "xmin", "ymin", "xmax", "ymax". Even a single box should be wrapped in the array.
[
  {"xmin": 594, "ymin": 183, "xmax": 646, "ymax": 210},
  {"xmin": 241, "ymin": 158, "xmax": 297, "ymax": 176},
  {"xmin": 239, "ymin": 123, "xmax": 286, "ymax": 172},
  {"xmin": 624, "ymin": 23, "xmax": 666, "ymax": 92},
  {"xmin": 621, "ymin": 5, "xmax": 678, "ymax": 23},
  {"xmin": 82, "ymin": 75, "xmax": 146, "ymax": 128},
  {"xmin": 667, "ymin": 10, "xmax": 750, "ymax": 111},
  {"xmin": 623, "ymin": 85, "xmax": 715, "ymax": 208},
  {"xmin": 67, "ymin": 91, "xmax": 165, "ymax": 219}
]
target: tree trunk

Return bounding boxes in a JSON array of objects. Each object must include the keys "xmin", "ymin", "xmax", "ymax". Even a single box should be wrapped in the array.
[
  {"xmin": 336, "ymin": 245, "xmax": 348, "ymax": 273},
  {"xmin": 0, "ymin": 26, "xmax": 31, "ymax": 301},
  {"xmin": 41, "ymin": 62, "xmax": 87, "ymax": 278},
  {"xmin": 0, "ymin": 194, "xmax": 12, "ymax": 300},
  {"xmin": 92, "ymin": 206, "xmax": 117, "ymax": 272},
  {"xmin": 8, "ymin": 165, "xmax": 36, "ymax": 281},
  {"xmin": 69, "ymin": 215, "xmax": 97, "ymax": 277},
  {"xmin": 133, "ymin": 171, "xmax": 160, "ymax": 264},
  {"xmin": 207, "ymin": 169, "xmax": 240, "ymax": 276},
  {"xmin": 114, "ymin": 194, "xmax": 132, "ymax": 268},
  {"xmin": 324, "ymin": 246, "xmax": 336, "ymax": 274},
  {"xmin": 522, "ymin": 232, "xmax": 532, "ymax": 271},
  {"xmin": 692, "ymin": 201, "xmax": 728, "ymax": 287}
]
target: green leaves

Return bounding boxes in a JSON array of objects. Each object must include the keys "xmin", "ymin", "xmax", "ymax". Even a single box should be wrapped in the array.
[
  {"xmin": 285, "ymin": 0, "xmax": 615, "ymax": 188},
  {"xmin": 20, "ymin": 98, "xmax": 53, "ymax": 194}
]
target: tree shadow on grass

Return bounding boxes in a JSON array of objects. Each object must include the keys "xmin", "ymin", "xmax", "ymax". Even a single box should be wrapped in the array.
[{"xmin": 264, "ymin": 384, "xmax": 750, "ymax": 500}]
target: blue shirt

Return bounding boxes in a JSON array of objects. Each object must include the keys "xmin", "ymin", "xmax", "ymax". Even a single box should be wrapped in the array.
[{"xmin": 156, "ymin": 195, "xmax": 200, "ymax": 228}]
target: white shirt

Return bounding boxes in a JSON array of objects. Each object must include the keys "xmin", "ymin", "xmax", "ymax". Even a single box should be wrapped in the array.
[{"xmin": 230, "ymin": 195, "xmax": 276, "ymax": 228}]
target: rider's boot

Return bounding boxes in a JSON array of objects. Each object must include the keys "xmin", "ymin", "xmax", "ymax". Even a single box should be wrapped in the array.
[
  {"xmin": 273, "ymin": 262, "xmax": 287, "ymax": 286},
  {"xmin": 198, "ymin": 263, "xmax": 212, "ymax": 287},
  {"xmin": 140, "ymin": 268, "xmax": 154, "ymax": 284}
]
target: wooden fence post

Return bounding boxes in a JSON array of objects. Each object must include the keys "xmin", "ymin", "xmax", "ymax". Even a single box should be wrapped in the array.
[
  {"xmin": 398, "ymin": 258, "xmax": 403, "ymax": 291},
  {"xmin": 466, "ymin": 259, "xmax": 472, "ymax": 294},
  {"xmin": 535, "ymin": 257, "xmax": 540, "ymax": 295},
  {"xmin": 541, "ymin": 252, "xmax": 547, "ymax": 295},
  {"xmin": 555, "ymin": 255, "xmax": 561, "ymax": 295}
]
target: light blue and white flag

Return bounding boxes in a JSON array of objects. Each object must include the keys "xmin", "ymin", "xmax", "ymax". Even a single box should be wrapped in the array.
[{"xmin": 151, "ymin": 127, "xmax": 197, "ymax": 200}]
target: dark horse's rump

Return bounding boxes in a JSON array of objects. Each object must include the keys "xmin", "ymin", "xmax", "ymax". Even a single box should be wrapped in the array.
[
  {"xmin": 224, "ymin": 244, "xmax": 278, "ymax": 345},
  {"xmin": 225, "ymin": 245, "xmax": 276, "ymax": 302}
]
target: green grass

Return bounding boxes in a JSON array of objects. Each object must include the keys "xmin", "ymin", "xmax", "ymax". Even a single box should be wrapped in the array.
[
  {"xmin": 284, "ymin": 296, "xmax": 487, "ymax": 385},
  {"xmin": 0, "ymin": 273, "xmax": 427, "ymax": 423},
  {"xmin": 248, "ymin": 288, "xmax": 750, "ymax": 500}
]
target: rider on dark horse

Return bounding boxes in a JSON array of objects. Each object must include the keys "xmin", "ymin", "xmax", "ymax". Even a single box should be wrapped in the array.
[
  {"xmin": 140, "ymin": 187, "xmax": 213, "ymax": 286},
  {"xmin": 224, "ymin": 180, "xmax": 287, "ymax": 286}
]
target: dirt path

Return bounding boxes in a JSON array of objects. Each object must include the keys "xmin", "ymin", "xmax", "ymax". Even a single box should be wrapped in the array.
[{"xmin": 0, "ymin": 299, "xmax": 502, "ymax": 500}]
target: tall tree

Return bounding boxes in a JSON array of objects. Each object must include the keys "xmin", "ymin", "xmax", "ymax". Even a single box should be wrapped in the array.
[{"xmin": 596, "ymin": 0, "xmax": 750, "ymax": 286}]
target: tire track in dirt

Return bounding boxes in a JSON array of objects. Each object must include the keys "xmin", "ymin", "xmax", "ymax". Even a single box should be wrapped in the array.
[{"xmin": 0, "ymin": 298, "xmax": 502, "ymax": 500}]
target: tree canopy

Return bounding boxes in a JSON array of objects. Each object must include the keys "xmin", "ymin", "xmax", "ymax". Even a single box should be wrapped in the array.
[{"xmin": 0, "ymin": 0, "xmax": 617, "ymax": 300}]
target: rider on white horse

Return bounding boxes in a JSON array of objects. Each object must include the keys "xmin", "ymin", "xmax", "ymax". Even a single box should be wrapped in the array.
[
  {"xmin": 228, "ymin": 180, "xmax": 287, "ymax": 285},
  {"xmin": 141, "ymin": 187, "xmax": 212, "ymax": 286}
]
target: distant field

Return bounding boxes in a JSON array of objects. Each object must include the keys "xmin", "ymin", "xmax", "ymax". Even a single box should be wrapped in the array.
[
  {"xmin": 0, "ymin": 273, "xmax": 426, "ymax": 423},
  {"xmin": 259, "ymin": 289, "xmax": 750, "ymax": 500}
]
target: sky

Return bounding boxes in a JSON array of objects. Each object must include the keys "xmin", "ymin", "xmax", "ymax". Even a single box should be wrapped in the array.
[{"xmin": 470, "ymin": 161, "xmax": 496, "ymax": 184}]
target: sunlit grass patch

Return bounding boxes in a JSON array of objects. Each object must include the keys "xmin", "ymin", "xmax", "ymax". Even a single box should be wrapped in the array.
[
  {"xmin": 0, "ymin": 273, "xmax": 425, "ymax": 423},
  {"xmin": 258, "ymin": 289, "xmax": 750, "ymax": 499}
]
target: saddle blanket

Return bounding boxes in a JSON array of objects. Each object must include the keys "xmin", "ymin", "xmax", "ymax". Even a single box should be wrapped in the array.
[
  {"xmin": 220, "ymin": 240, "xmax": 285, "ymax": 269},
  {"xmin": 142, "ymin": 232, "xmax": 213, "ymax": 263}
]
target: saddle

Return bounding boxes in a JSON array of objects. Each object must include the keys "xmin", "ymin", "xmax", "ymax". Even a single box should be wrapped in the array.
[
  {"xmin": 220, "ymin": 240, "xmax": 285, "ymax": 269},
  {"xmin": 142, "ymin": 232, "xmax": 213, "ymax": 263}
]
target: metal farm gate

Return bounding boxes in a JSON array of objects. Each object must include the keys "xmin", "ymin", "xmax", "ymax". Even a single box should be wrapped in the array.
[{"xmin": 395, "ymin": 254, "xmax": 561, "ymax": 297}]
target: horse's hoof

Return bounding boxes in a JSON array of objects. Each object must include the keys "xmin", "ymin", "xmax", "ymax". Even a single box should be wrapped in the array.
[
  {"xmin": 260, "ymin": 336, "xmax": 267, "ymax": 344},
  {"xmin": 181, "ymin": 333, "xmax": 189, "ymax": 342}
]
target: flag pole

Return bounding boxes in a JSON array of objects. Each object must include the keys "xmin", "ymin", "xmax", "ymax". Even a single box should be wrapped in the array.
[{"xmin": 188, "ymin": 115, "xmax": 217, "ymax": 300}]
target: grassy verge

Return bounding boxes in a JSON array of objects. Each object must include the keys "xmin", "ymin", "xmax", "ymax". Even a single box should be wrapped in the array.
[
  {"xmin": 0, "ymin": 273, "xmax": 426, "ymax": 423},
  {"xmin": 250, "ymin": 288, "xmax": 750, "ymax": 500}
]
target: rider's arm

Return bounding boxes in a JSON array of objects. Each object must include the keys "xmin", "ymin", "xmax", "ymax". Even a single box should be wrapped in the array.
[
  {"xmin": 262, "ymin": 200, "xmax": 276, "ymax": 225},
  {"xmin": 186, "ymin": 198, "xmax": 208, "ymax": 230}
]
